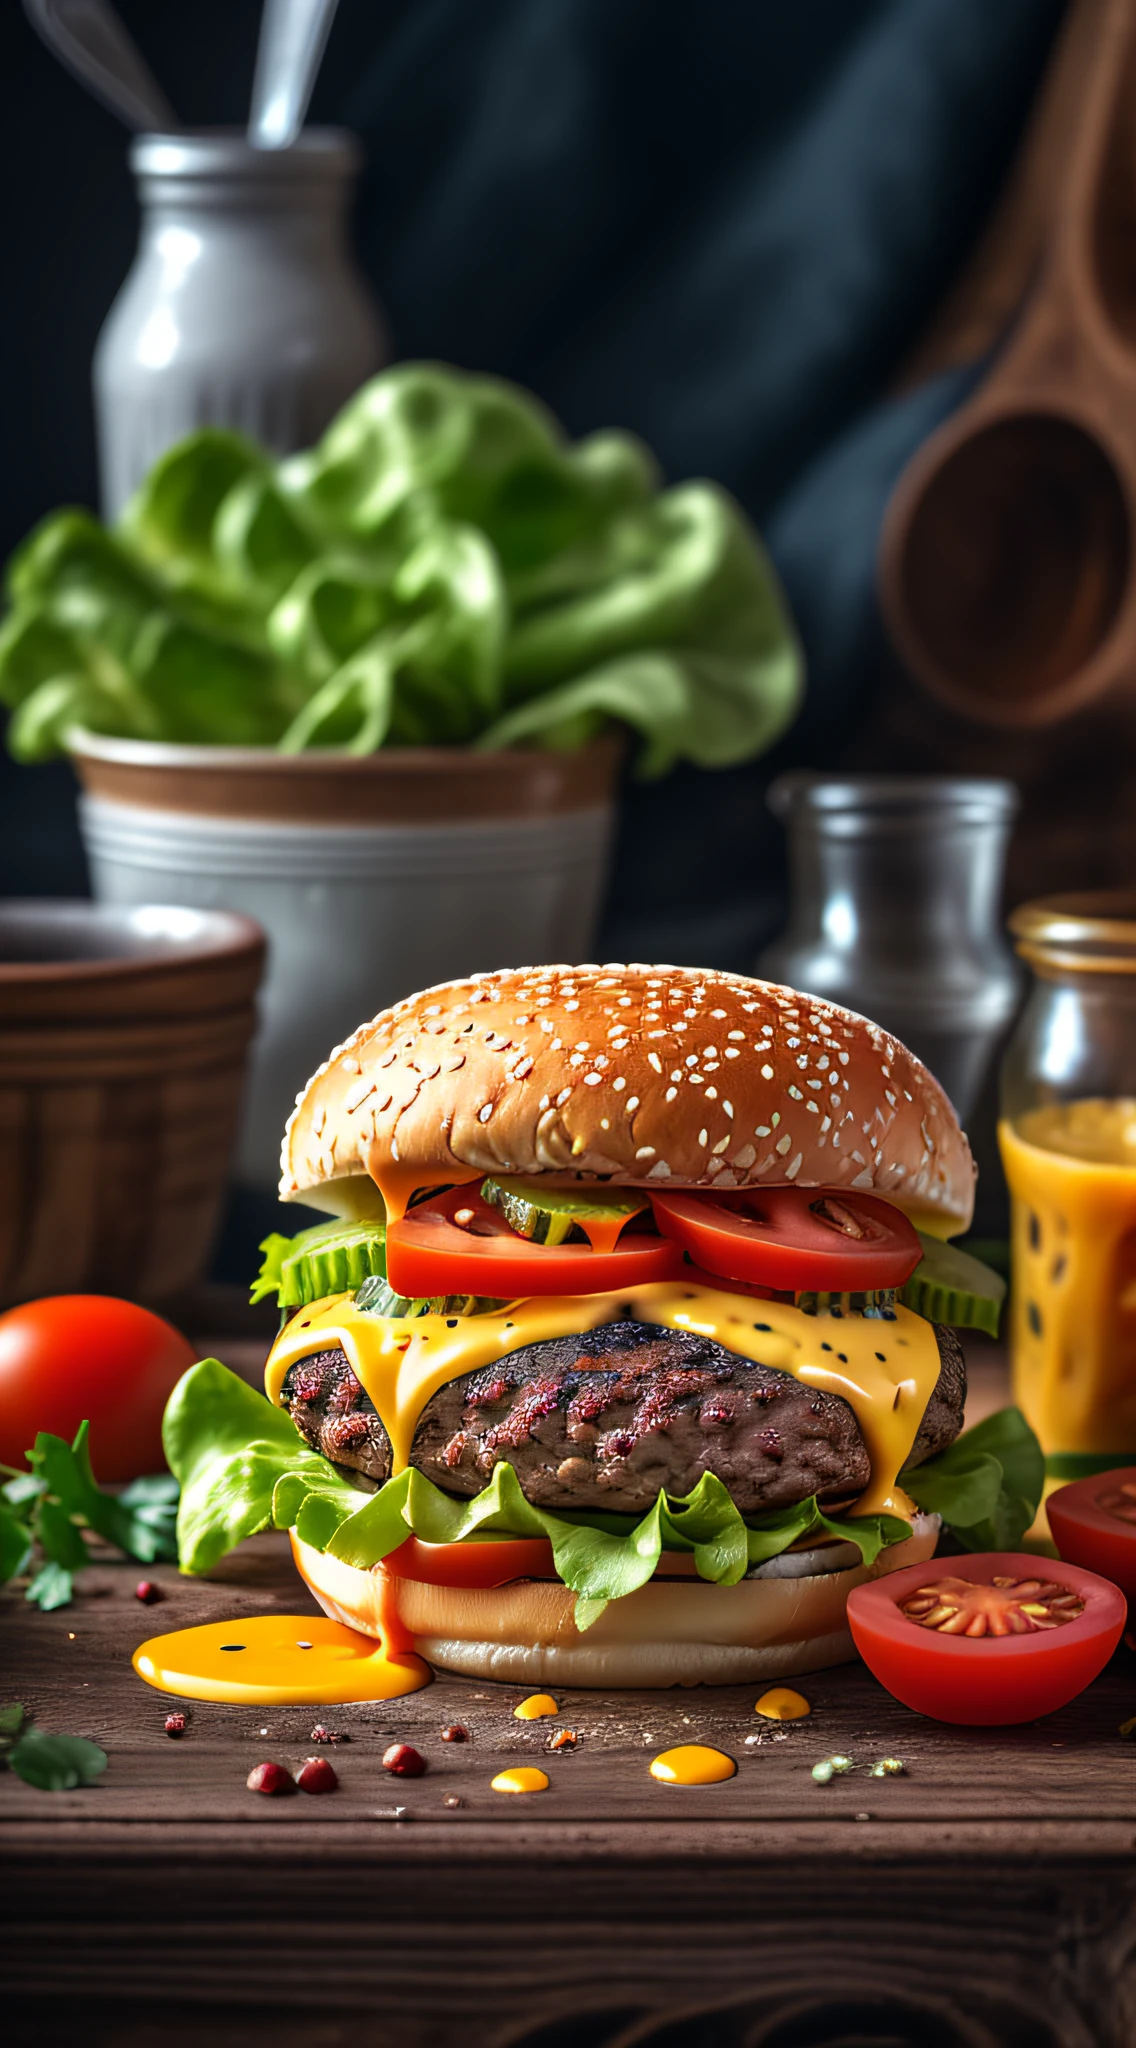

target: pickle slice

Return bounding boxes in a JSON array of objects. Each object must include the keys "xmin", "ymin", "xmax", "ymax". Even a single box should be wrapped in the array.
[
  {"xmin": 252, "ymin": 1217, "xmax": 387, "ymax": 1309},
  {"xmin": 898, "ymin": 1233, "xmax": 1006, "ymax": 1337},
  {"xmin": 354, "ymin": 1277, "xmax": 507, "ymax": 1319},
  {"xmin": 481, "ymin": 1176, "xmax": 649, "ymax": 1246},
  {"xmin": 796, "ymin": 1289, "xmax": 898, "ymax": 1318}
]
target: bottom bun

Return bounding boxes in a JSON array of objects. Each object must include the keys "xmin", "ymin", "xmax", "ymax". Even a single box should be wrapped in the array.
[{"xmin": 291, "ymin": 1515, "xmax": 941, "ymax": 1688}]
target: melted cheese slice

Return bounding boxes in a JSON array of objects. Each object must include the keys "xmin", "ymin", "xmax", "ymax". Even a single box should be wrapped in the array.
[{"xmin": 264, "ymin": 1284, "xmax": 941, "ymax": 1518}]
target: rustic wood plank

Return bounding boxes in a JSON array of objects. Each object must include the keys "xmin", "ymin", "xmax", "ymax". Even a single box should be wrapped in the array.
[{"xmin": 5, "ymin": 1350, "xmax": 1136, "ymax": 2044}]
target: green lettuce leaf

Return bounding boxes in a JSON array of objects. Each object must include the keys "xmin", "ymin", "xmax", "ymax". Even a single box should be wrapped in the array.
[
  {"xmin": 164, "ymin": 1358, "xmax": 362, "ymax": 1574},
  {"xmin": 902, "ymin": 1406, "xmax": 1044, "ymax": 1551},
  {"xmin": 2, "ymin": 363, "xmax": 800, "ymax": 771}
]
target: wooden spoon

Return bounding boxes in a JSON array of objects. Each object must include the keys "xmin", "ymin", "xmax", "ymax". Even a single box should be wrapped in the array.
[{"xmin": 879, "ymin": 0, "xmax": 1136, "ymax": 730}]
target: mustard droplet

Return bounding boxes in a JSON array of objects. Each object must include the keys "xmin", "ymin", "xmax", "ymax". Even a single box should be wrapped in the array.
[
  {"xmin": 491, "ymin": 1766, "xmax": 550, "ymax": 1794},
  {"xmin": 649, "ymin": 1744, "xmax": 736, "ymax": 1785},
  {"xmin": 754, "ymin": 1687, "xmax": 811, "ymax": 1722},
  {"xmin": 513, "ymin": 1692, "xmax": 559, "ymax": 1721}
]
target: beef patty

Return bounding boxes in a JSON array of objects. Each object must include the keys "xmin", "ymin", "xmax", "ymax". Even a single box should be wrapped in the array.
[{"xmin": 279, "ymin": 1316, "xmax": 965, "ymax": 1517}]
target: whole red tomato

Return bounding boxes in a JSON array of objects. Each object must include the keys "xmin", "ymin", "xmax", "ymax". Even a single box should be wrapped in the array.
[{"xmin": 0, "ymin": 1296, "xmax": 197, "ymax": 1482}]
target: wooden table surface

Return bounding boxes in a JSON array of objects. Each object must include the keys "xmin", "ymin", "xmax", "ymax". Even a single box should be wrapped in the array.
[{"xmin": 4, "ymin": 1338, "xmax": 1136, "ymax": 2048}]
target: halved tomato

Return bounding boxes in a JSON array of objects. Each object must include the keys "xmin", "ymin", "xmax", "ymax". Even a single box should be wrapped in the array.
[
  {"xmin": 385, "ymin": 1186, "xmax": 686, "ymax": 1297},
  {"xmin": 847, "ymin": 1552, "xmax": 1124, "ymax": 1724},
  {"xmin": 648, "ymin": 1186, "xmax": 921, "ymax": 1294},
  {"xmin": 1049, "ymin": 1467, "xmax": 1136, "ymax": 1602}
]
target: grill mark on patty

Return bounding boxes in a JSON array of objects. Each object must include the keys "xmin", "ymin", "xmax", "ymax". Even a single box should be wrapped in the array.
[{"xmin": 278, "ymin": 1318, "xmax": 966, "ymax": 1516}]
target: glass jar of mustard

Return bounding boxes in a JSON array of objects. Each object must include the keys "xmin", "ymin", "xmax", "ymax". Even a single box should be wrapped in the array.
[{"xmin": 1000, "ymin": 893, "xmax": 1136, "ymax": 1474}]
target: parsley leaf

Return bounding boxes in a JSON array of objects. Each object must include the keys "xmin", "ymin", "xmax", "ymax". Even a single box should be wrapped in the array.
[
  {"xmin": 8, "ymin": 1727, "xmax": 107, "ymax": 1790},
  {"xmin": 0, "ymin": 1423, "xmax": 180, "ymax": 1609},
  {"xmin": 1, "ymin": 1701, "xmax": 107, "ymax": 1788}
]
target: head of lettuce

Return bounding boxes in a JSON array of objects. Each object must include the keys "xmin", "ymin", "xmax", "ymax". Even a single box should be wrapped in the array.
[{"xmin": 0, "ymin": 362, "xmax": 801, "ymax": 772}]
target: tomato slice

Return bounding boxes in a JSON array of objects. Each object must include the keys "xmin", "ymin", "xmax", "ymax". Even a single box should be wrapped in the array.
[
  {"xmin": 1048, "ymin": 1467, "xmax": 1136, "ymax": 1601},
  {"xmin": 385, "ymin": 1186, "xmax": 686, "ymax": 1297},
  {"xmin": 847, "ymin": 1552, "xmax": 1124, "ymax": 1724},
  {"xmin": 648, "ymin": 1186, "xmax": 922, "ymax": 1293},
  {"xmin": 382, "ymin": 1535, "xmax": 557, "ymax": 1587}
]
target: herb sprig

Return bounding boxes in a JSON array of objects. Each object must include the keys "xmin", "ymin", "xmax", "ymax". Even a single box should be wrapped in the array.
[
  {"xmin": 0, "ymin": 1421, "xmax": 179, "ymax": 1610},
  {"xmin": 0, "ymin": 1702, "xmax": 107, "ymax": 1789}
]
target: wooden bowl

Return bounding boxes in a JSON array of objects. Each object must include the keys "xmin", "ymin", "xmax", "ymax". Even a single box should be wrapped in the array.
[{"xmin": 0, "ymin": 902, "xmax": 265, "ymax": 1308}]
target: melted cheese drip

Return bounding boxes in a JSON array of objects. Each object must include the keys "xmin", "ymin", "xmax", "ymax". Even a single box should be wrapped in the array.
[
  {"xmin": 265, "ymin": 1286, "xmax": 940, "ymax": 1517},
  {"xmin": 491, "ymin": 1767, "xmax": 549, "ymax": 1794},
  {"xmin": 514, "ymin": 1693, "xmax": 559, "ymax": 1720},
  {"xmin": 650, "ymin": 1744, "xmax": 736, "ymax": 1785},
  {"xmin": 132, "ymin": 1615, "xmax": 429, "ymax": 1705}
]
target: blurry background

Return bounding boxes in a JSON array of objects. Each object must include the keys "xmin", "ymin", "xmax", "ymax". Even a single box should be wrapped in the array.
[{"xmin": 0, "ymin": 0, "xmax": 1071, "ymax": 970}]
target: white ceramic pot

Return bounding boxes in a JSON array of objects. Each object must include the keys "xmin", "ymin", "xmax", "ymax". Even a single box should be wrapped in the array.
[{"xmin": 72, "ymin": 736, "xmax": 620, "ymax": 1192}]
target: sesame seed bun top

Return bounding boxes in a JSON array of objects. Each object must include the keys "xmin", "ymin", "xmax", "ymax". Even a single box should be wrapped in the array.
[{"xmin": 281, "ymin": 964, "xmax": 975, "ymax": 1234}]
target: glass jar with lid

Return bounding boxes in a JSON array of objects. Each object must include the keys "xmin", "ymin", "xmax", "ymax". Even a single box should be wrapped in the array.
[{"xmin": 1000, "ymin": 893, "xmax": 1136, "ymax": 1473}]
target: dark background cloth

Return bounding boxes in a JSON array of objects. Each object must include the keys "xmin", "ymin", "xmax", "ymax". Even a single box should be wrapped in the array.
[{"xmin": 0, "ymin": 0, "xmax": 1064, "ymax": 969}]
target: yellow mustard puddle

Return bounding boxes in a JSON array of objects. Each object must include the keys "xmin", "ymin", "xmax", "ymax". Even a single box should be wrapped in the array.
[
  {"xmin": 1000, "ymin": 1101, "xmax": 1136, "ymax": 1456},
  {"xmin": 491, "ymin": 1766, "xmax": 550, "ymax": 1795},
  {"xmin": 265, "ymin": 1283, "xmax": 940, "ymax": 1519},
  {"xmin": 514, "ymin": 1693, "xmax": 559, "ymax": 1720},
  {"xmin": 754, "ymin": 1687, "xmax": 811, "ymax": 1721},
  {"xmin": 132, "ymin": 1615, "xmax": 430, "ymax": 1706},
  {"xmin": 650, "ymin": 1744, "xmax": 736, "ymax": 1785}
]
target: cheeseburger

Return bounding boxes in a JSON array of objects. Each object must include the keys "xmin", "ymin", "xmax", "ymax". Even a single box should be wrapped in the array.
[{"xmin": 170, "ymin": 963, "xmax": 1010, "ymax": 1686}]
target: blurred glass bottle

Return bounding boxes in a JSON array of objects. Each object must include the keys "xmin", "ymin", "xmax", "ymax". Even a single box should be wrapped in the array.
[
  {"xmin": 93, "ymin": 130, "xmax": 386, "ymax": 519},
  {"xmin": 760, "ymin": 775, "xmax": 1020, "ymax": 1127},
  {"xmin": 1000, "ymin": 895, "xmax": 1136, "ymax": 1471}
]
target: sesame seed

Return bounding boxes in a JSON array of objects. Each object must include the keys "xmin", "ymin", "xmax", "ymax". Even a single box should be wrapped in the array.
[
  {"xmin": 698, "ymin": 1129, "xmax": 708, "ymax": 1147},
  {"xmin": 728, "ymin": 1030, "xmax": 745, "ymax": 1042},
  {"xmin": 626, "ymin": 1096, "xmax": 640, "ymax": 1112},
  {"xmin": 636, "ymin": 1146, "xmax": 656, "ymax": 1160},
  {"xmin": 341, "ymin": 1058, "xmax": 361, "ymax": 1074},
  {"xmin": 478, "ymin": 1103, "xmax": 494, "ymax": 1123},
  {"xmin": 761, "ymin": 1064, "xmax": 774, "ymax": 1080},
  {"xmin": 705, "ymin": 1086, "xmax": 718, "ymax": 1100},
  {"xmin": 565, "ymin": 1000, "xmax": 579, "ymax": 1011},
  {"xmin": 756, "ymin": 1125, "xmax": 771, "ymax": 1138},
  {"xmin": 556, "ymin": 1088, "xmax": 572, "ymax": 1106},
  {"xmin": 771, "ymin": 1111, "xmax": 781, "ymax": 1127},
  {"xmin": 583, "ymin": 1073, "xmax": 602, "ymax": 1087},
  {"xmin": 712, "ymin": 1135, "xmax": 730, "ymax": 1156},
  {"xmin": 788, "ymin": 1085, "xmax": 803, "ymax": 1100},
  {"xmin": 776, "ymin": 1134, "xmax": 792, "ymax": 1155},
  {"xmin": 646, "ymin": 1159, "xmax": 672, "ymax": 1178},
  {"xmin": 647, "ymin": 1053, "xmax": 663, "ymax": 1073},
  {"xmin": 613, "ymin": 1077, "xmax": 626, "ymax": 1092},
  {"xmin": 600, "ymin": 1117, "xmax": 611, "ymax": 1130},
  {"xmin": 725, "ymin": 1047, "xmax": 740, "ymax": 1059},
  {"xmin": 838, "ymin": 1052, "xmax": 850, "ymax": 1065},
  {"xmin": 733, "ymin": 1143, "xmax": 756, "ymax": 1168},
  {"xmin": 666, "ymin": 1087, "xmax": 678, "ymax": 1102},
  {"xmin": 723, "ymin": 1100, "xmax": 734, "ymax": 1118}
]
